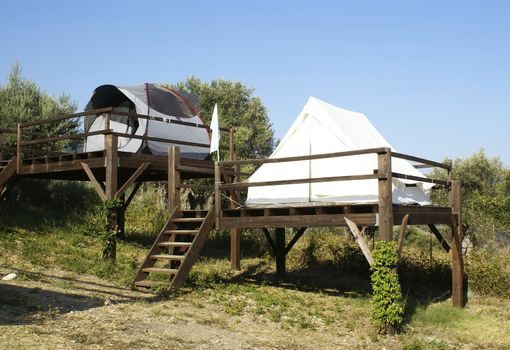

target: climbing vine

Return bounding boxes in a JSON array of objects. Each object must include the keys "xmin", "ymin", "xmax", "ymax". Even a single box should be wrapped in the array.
[
  {"xmin": 90, "ymin": 199, "xmax": 123, "ymax": 260},
  {"xmin": 370, "ymin": 241, "xmax": 404, "ymax": 334}
]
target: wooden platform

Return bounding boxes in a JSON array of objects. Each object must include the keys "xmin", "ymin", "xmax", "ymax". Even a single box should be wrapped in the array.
[
  {"xmin": 15, "ymin": 150, "xmax": 216, "ymax": 182},
  {"xmin": 220, "ymin": 204, "xmax": 453, "ymax": 229}
]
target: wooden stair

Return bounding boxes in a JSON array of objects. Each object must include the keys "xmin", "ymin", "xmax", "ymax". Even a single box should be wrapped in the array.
[
  {"xmin": 132, "ymin": 207, "xmax": 216, "ymax": 290},
  {"xmin": 0, "ymin": 157, "xmax": 17, "ymax": 199}
]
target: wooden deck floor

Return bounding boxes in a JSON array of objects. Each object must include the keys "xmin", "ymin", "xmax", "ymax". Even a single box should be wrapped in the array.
[
  {"xmin": 220, "ymin": 204, "xmax": 453, "ymax": 229},
  {"xmin": 10, "ymin": 151, "xmax": 215, "ymax": 182}
]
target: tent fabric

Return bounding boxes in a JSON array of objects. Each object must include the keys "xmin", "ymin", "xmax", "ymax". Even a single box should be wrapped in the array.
[
  {"xmin": 246, "ymin": 97, "xmax": 433, "ymax": 207},
  {"xmin": 83, "ymin": 84, "xmax": 210, "ymax": 159}
]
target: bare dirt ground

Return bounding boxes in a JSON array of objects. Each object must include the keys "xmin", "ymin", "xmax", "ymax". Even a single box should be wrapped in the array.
[{"xmin": 0, "ymin": 265, "xmax": 405, "ymax": 350}]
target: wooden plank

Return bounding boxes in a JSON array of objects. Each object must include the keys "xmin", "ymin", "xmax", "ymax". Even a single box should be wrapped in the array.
[
  {"xmin": 220, "ymin": 174, "xmax": 379, "ymax": 190},
  {"xmin": 449, "ymin": 180, "xmax": 465, "ymax": 308},
  {"xmin": 391, "ymin": 172, "xmax": 449, "ymax": 186},
  {"xmin": 20, "ymin": 130, "xmax": 106, "ymax": 146},
  {"xmin": 20, "ymin": 107, "xmax": 113, "ymax": 128},
  {"xmin": 80, "ymin": 162, "xmax": 107, "ymax": 201},
  {"xmin": 124, "ymin": 182, "xmax": 142, "ymax": 209},
  {"xmin": 428, "ymin": 224, "xmax": 451, "ymax": 252},
  {"xmin": 219, "ymin": 147, "xmax": 387, "ymax": 167},
  {"xmin": 262, "ymin": 228, "xmax": 277, "ymax": 255},
  {"xmin": 275, "ymin": 228, "xmax": 286, "ymax": 279},
  {"xmin": 345, "ymin": 218, "xmax": 374, "ymax": 266},
  {"xmin": 168, "ymin": 146, "xmax": 181, "ymax": 213},
  {"xmin": 220, "ymin": 213, "xmax": 377, "ymax": 229},
  {"xmin": 284, "ymin": 227, "xmax": 307, "ymax": 255},
  {"xmin": 112, "ymin": 109, "xmax": 231, "ymax": 132},
  {"xmin": 392, "ymin": 151, "xmax": 451, "ymax": 170},
  {"xmin": 16, "ymin": 124, "xmax": 21, "ymax": 173},
  {"xmin": 170, "ymin": 207, "xmax": 216, "ymax": 288},
  {"xmin": 132, "ymin": 208, "xmax": 180, "ymax": 284},
  {"xmin": 115, "ymin": 162, "xmax": 150, "ymax": 199},
  {"xmin": 397, "ymin": 214, "xmax": 409, "ymax": 258},
  {"xmin": 113, "ymin": 132, "xmax": 227, "ymax": 150},
  {"xmin": 378, "ymin": 149, "xmax": 393, "ymax": 242},
  {"xmin": 105, "ymin": 133, "xmax": 118, "ymax": 199},
  {"xmin": 214, "ymin": 161, "xmax": 221, "ymax": 228}
]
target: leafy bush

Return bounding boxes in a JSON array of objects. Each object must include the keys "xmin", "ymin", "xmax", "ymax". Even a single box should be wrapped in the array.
[
  {"xmin": 371, "ymin": 241, "xmax": 404, "ymax": 334},
  {"xmin": 466, "ymin": 245, "xmax": 510, "ymax": 298}
]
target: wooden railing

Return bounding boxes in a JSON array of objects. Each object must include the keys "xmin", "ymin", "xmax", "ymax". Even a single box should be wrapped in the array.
[
  {"xmin": 213, "ymin": 147, "xmax": 452, "ymax": 238},
  {"xmin": 14, "ymin": 108, "xmax": 234, "ymax": 171}
]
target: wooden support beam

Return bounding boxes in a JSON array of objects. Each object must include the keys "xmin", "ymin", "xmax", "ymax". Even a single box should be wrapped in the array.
[
  {"xmin": 397, "ymin": 214, "xmax": 409, "ymax": 258},
  {"xmin": 345, "ymin": 218, "xmax": 374, "ymax": 266},
  {"xmin": 275, "ymin": 228, "xmax": 286, "ymax": 279},
  {"xmin": 428, "ymin": 224, "xmax": 451, "ymax": 253},
  {"xmin": 284, "ymin": 227, "xmax": 307, "ymax": 255},
  {"xmin": 168, "ymin": 146, "xmax": 180, "ymax": 213},
  {"xmin": 80, "ymin": 162, "xmax": 107, "ymax": 201},
  {"xmin": 378, "ymin": 148, "xmax": 394, "ymax": 242},
  {"xmin": 230, "ymin": 228, "xmax": 241, "ymax": 271},
  {"xmin": 214, "ymin": 161, "xmax": 221, "ymax": 228},
  {"xmin": 16, "ymin": 124, "xmax": 22, "ymax": 173},
  {"xmin": 115, "ymin": 162, "xmax": 150, "ymax": 199},
  {"xmin": 104, "ymin": 133, "xmax": 118, "ymax": 260},
  {"xmin": 449, "ymin": 180, "xmax": 465, "ymax": 308},
  {"xmin": 262, "ymin": 228, "xmax": 277, "ymax": 255},
  {"xmin": 105, "ymin": 133, "xmax": 118, "ymax": 199},
  {"xmin": 124, "ymin": 181, "xmax": 142, "ymax": 209}
]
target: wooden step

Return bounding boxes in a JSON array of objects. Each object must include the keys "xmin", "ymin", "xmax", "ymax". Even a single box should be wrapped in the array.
[
  {"xmin": 150, "ymin": 254, "xmax": 186, "ymax": 260},
  {"xmin": 165, "ymin": 230, "xmax": 199, "ymax": 235},
  {"xmin": 157, "ymin": 242, "xmax": 192, "ymax": 248},
  {"xmin": 134, "ymin": 280, "xmax": 168, "ymax": 288},
  {"xmin": 171, "ymin": 217, "xmax": 205, "ymax": 223},
  {"xmin": 142, "ymin": 267, "xmax": 179, "ymax": 275}
]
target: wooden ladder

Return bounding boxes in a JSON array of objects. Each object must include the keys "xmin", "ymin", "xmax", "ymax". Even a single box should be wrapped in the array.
[
  {"xmin": 0, "ymin": 157, "xmax": 17, "ymax": 199},
  {"xmin": 133, "ymin": 206, "xmax": 216, "ymax": 290}
]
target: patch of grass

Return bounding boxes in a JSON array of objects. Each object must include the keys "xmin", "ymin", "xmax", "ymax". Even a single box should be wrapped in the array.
[{"xmin": 411, "ymin": 303, "xmax": 473, "ymax": 328}]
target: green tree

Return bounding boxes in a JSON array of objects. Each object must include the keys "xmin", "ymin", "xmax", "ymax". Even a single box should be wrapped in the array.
[
  {"xmin": 172, "ymin": 76, "xmax": 275, "ymax": 160},
  {"xmin": 0, "ymin": 63, "xmax": 77, "ymax": 155},
  {"xmin": 430, "ymin": 149, "xmax": 510, "ymax": 241}
]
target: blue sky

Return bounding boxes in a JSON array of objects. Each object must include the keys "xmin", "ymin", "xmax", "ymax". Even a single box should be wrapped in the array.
[{"xmin": 1, "ymin": 1, "xmax": 509, "ymax": 165}]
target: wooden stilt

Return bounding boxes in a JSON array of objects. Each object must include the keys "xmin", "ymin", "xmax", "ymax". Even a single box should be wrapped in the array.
[
  {"xmin": 449, "ymin": 180, "xmax": 465, "ymax": 308},
  {"xmin": 168, "ymin": 146, "xmax": 180, "ymax": 213},
  {"xmin": 396, "ymin": 214, "xmax": 409, "ymax": 258},
  {"xmin": 230, "ymin": 228, "xmax": 241, "ymax": 270},
  {"xmin": 275, "ymin": 228, "xmax": 286, "ymax": 279},
  {"xmin": 346, "ymin": 218, "xmax": 374, "ymax": 266},
  {"xmin": 378, "ymin": 148, "xmax": 393, "ymax": 242},
  {"xmin": 104, "ymin": 133, "xmax": 118, "ymax": 260}
]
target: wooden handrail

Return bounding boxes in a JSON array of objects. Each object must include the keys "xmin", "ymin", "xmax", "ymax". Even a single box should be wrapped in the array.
[
  {"xmin": 218, "ymin": 147, "xmax": 389, "ymax": 167},
  {"xmin": 112, "ymin": 110, "xmax": 231, "ymax": 133},
  {"xmin": 113, "ymin": 132, "xmax": 227, "ymax": 150},
  {"xmin": 20, "ymin": 107, "xmax": 114, "ymax": 128},
  {"xmin": 392, "ymin": 151, "xmax": 451, "ymax": 170},
  {"xmin": 219, "ymin": 174, "xmax": 379, "ymax": 190},
  {"xmin": 20, "ymin": 130, "xmax": 106, "ymax": 146}
]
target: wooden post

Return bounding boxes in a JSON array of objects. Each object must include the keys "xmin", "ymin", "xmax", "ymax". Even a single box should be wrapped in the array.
[
  {"xmin": 378, "ymin": 148, "xmax": 393, "ymax": 242},
  {"xmin": 168, "ymin": 146, "xmax": 180, "ymax": 213},
  {"xmin": 214, "ymin": 161, "xmax": 221, "ymax": 228},
  {"xmin": 449, "ymin": 180, "xmax": 465, "ymax": 308},
  {"xmin": 16, "ymin": 123, "xmax": 22, "ymax": 173},
  {"xmin": 104, "ymin": 132, "xmax": 118, "ymax": 260},
  {"xmin": 275, "ymin": 228, "xmax": 286, "ymax": 279},
  {"xmin": 117, "ymin": 193, "xmax": 126, "ymax": 239},
  {"xmin": 229, "ymin": 128, "xmax": 241, "ymax": 270}
]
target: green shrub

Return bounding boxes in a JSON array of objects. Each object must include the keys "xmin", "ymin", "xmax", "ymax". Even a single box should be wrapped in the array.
[
  {"xmin": 466, "ymin": 245, "xmax": 510, "ymax": 298},
  {"xmin": 371, "ymin": 241, "xmax": 404, "ymax": 334}
]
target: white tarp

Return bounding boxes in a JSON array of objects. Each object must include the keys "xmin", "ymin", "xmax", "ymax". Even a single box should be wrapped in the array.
[
  {"xmin": 84, "ymin": 84, "xmax": 210, "ymax": 159},
  {"xmin": 246, "ymin": 97, "xmax": 433, "ymax": 207}
]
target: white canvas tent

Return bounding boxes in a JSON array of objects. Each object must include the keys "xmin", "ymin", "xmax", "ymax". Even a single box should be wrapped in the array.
[
  {"xmin": 246, "ymin": 97, "xmax": 433, "ymax": 207},
  {"xmin": 84, "ymin": 84, "xmax": 210, "ymax": 159}
]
